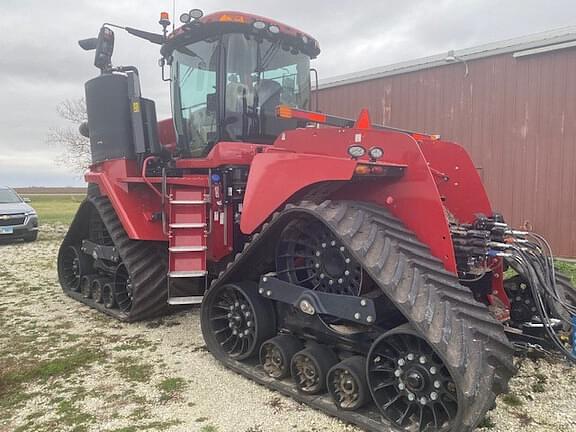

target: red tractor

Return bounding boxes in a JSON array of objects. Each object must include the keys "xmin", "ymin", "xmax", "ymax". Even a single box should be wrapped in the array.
[{"xmin": 58, "ymin": 9, "xmax": 576, "ymax": 432}]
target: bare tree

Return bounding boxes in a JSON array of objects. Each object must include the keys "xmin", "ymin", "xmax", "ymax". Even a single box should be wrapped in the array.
[{"xmin": 47, "ymin": 98, "xmax": 90, "ymax": 172}]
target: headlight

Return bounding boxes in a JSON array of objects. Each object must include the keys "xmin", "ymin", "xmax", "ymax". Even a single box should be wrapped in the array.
[
  {"xmin": 368, "ymin": 147, "xmax": 384, "ymax": 160},
  {"xmin": 189, "ymin": 8, "xmax": 204, "ymax": 20},
  {"xmin": 347, "ymin": 145, "xmax": 366, "ymax": 159},
  {"xmin": 25, "ymin": 210, "xmax": 37, "ymax": 216},
  {"xmin": 253, "ymin": 21, "xmax": 266, "ymax": 30},
  {"xmin": 268, "ymin": 25, "xmax": 280, "ymax": 34}
]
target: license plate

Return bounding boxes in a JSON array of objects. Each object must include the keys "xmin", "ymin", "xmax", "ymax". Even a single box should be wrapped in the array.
[{"xmin": 0, "ymin": 226, "xmax": 13, "ymax": 234}]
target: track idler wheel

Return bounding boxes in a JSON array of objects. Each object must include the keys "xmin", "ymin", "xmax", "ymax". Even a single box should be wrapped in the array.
[
  {"xmin": 291, "ymin": 345, "xmax": 338, "ymax": 395},
  {"xmin": 58, "ymin": 245, "xmax": 92, "ymax": 292},
  {"xmin": 327, "ymin": 356, "xmax": 369, "ymax": 411},
  {"xmin": 102, "ymin": 281, "xmax": 116, "ymax": 309},
  {"xmin": 367, "ymin": 325, "xmax": 459, "ymax": 431},
  {"xmin": 260, "ymin": 335, "xmax": 303, "ymax": 379},
  {"xmin": 80, "ymin": 275, "xmax": 96, "ymax": 299},
  {"xmin": 201, "ymin": 281, "xmax": 276, "ymax": 361},
  {"xmin": 114, "ymin": 264, "xmax": 133, "ymax": 313}
]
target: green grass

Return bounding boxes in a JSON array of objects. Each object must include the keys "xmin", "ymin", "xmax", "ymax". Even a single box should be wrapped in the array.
[
  {"xmin": 25, "ymin": 194, "xmax": 85, "ymax": 225},
  {"xmin": 555, "ymin": 260, "xmax": 576, "ymax": 284},
  {"xmin": 158, "ymin": 377, "xmax": 187, "ymax": 402},
  {"xmin": 501, "ymin": 393, "xmax": 523, "ymax": 407},
  {"xmin": 114, "ymin": 357, "xmax": 154, "ymax": 383},
  {"xmin": 0, "ymin": 348, "xmax": 104, "ymax": 411}
]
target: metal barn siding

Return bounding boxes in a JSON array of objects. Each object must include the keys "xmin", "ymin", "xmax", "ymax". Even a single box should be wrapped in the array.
[{"xmin": 316, "ymin": 46, "xmax": 576, "ymax": 257}]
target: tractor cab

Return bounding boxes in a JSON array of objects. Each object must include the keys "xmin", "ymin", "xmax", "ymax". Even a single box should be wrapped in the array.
[{"xmin": 160, "ymin": 11, "xmax": 320, "ymax": 156}]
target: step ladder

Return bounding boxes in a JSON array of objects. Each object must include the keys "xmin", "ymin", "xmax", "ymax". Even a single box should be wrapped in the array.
[{"xmin": 166, "ymin": 185, "xmax": 209, "ymax": 305}]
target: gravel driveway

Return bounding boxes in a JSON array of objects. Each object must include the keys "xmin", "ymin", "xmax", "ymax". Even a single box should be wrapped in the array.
[{"xmin": 1, "ymin": 225, "xmax": 575, "ymax": 432}]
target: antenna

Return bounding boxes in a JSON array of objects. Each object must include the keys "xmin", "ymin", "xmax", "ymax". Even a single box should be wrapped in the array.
[{"xmin": 172, "ymin": 0, "xmax": 176, "ymax": 31}]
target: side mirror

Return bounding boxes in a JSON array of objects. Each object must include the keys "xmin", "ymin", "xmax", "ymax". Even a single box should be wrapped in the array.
[
  {"xmin": 78, "ymin": 38, "xmax": 98, "ymax": 51},
  {"xmin": 23, "ymin": 197, "xmax": 31, "ymax": 203},
  {"xmin": 94, "ymin": 27, "xmax": 115, "ymax": 71}
]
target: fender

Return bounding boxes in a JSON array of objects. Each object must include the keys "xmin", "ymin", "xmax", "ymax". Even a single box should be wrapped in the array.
[
  {"xmin": 420, "ymin": 139, "xmax": 509, "ymax": 308},
  {"xmin": 240, "ymin": 151, "xmax": 357, "ymax": 233},
  {"xmin": 420, "ymin": 139, "xmax": 493, "ymax": 223},
  {"xmin": 85, "ymin": 159, "xmax": 165, "ymax": 241},
  {"xmin": 240, "ymin": 127, "xmax": 458, "ymax": 273}
]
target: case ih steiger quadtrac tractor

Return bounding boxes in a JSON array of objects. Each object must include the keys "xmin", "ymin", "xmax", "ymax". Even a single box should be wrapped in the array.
[{"xmin": 57, "ymin": 9, "xmax": 576, "ymax": 432}]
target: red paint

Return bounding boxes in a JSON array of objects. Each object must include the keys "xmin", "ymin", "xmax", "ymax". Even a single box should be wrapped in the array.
[
  {"xmin": 420, "ymin": 139, "xmax": 508, "ymax": 307},
  {"xmin": 157, "ymin": 118, "xmax": 176, "ymax": 152},
  {"xmin": 85, "ymin": 159, "xmax": 166, "ymax": 241},
  {"xmin": 168, "ymin": 11, "xmax": 318, "ymax": 49},
  {"xmin": 175, "ymin": 142, "xmax": 261, "ymax": 169},
  {"xmin": 240, "ymin": 127, "xmax": 458, "ymax": 273},
  {"xmin": 240, "ymin": 152, "xmax": 357, "ymax": 233},
  {"xmin": 354, "ymin": 109, "xmax": 372, "ymax": 129}
]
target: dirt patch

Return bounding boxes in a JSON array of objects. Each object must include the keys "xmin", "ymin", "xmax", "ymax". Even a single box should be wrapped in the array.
[{"xmin": 1, "ymin": 230, "xmax": 575, "ymax": 432}]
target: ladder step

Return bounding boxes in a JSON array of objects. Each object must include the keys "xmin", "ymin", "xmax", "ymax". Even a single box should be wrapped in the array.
[
  {"xmin": 169, "ymin": 246, "xmax": 207, "ymax": 252},
  {"xmin": 168, "ymin": 296, "xmax": 204, "ymax": 305},
  {"xmin": 169, "ymin": 223, "xmax": 207, "ymax": 229},
  {"xmin": 169, "ymin": 271, "xmax": 208, "ymax": 278},
  {"xmin": 170, "ymin": 200, "xmax": 209, "ymax": 205}
]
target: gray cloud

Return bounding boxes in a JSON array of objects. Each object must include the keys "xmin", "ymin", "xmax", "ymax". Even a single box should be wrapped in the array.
[{"xmin": 1, "ymin": 0, "xmax": 575, "ymax": 186}]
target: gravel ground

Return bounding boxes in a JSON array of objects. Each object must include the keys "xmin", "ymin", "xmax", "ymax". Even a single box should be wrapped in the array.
[{"xmin": 1, "ymin": 225, "xmax": 575, "ymax": 432}]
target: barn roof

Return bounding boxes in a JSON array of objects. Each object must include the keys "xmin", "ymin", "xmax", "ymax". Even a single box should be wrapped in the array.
[{"xmin": 319, "ymin": 26, "xmax": 576, "ymax": 89}]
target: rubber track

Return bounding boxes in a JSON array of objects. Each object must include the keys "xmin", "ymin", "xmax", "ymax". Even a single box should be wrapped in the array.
[
  {"xmin": 209, "ymin": 200, "xmax": 516, "ymax": 432},
  {"xmin": 60, "ymin": 187, "xmax": 170, "ymax": 322},
  {"xmin": 550, "ymin": 272, "xmax": 576, "ymax": 326}
]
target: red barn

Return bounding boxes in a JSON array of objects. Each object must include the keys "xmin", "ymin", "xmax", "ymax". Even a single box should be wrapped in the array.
[{"xmin": 316, "ymin": 27, "xmax": 576, "ymax": 257}]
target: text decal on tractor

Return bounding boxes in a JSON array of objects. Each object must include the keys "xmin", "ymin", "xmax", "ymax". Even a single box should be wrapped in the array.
[{"xmin": 58, "ymin": 8, "xmax": 576, "ymax": 432}]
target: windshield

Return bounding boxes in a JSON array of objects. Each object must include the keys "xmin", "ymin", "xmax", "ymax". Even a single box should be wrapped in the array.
[
  {"xmin": 223, "ymin": 34, "xmax": 310, "ymax": 142},
  {"xmin": 0, "ymin": 189, "xmax": 22, "ymax": 204},
  {"xmin": 171, "ymin": 33, "xmax": 310, "ymax": 155}
]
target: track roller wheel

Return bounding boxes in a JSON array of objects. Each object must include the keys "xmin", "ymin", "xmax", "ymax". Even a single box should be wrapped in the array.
[
  {"xmin": 80, "ymin": 275, "xmax": 96, "ymax": 299},
  {"xmin": 114, "ymin": 264, "xmax": 133, "ymax": 313},
  {"xmin": 260, "ymin": 335, "xmax": 303, "ymax": 379},
  {"xmin": 327, "ymin": 356, "xmax": 369, "ymax": 411},
  {"xmin": 201, "ymin": 281, "xmax": 276, "ymax": 361},
  {"xmin": 58, "ymin": 245, "xmax": 92, "ymax": 292},
  {"xmin": 102, "ymin": 282, "xmax": 116, "ymax": 309},
  {"xmin": 367, "ymin": 325, "xmax": 458, "ymax": 431},
  {"xmin": 291, "ymin": 345, "xmax": 338, "ymax": 395},
  {"xmin": 91, "ymin": 278, "xmax": 109, "ymax": 304}
]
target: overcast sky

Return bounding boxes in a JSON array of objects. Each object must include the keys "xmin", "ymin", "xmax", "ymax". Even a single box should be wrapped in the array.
[{"xmin": 1, "ymin": 0, "xmax": 575, "ymax": 187}]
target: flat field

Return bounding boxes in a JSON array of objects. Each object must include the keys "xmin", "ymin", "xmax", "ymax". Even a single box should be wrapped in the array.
[{"xmin": 24, "ymin": 194, "xmax": 85, "ymax": 226}]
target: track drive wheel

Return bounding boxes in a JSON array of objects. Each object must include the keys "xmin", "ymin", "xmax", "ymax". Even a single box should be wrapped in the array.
[
  {"xmin": 276, "ymin": 219, "xmax": 363, "ymax": 295},
  {"xmin": 327, "ymin": 356, "xmax": 369, "ymax": 411},
  {"xmin": 367, "ymin": 324, "xmax": 458, "ymax": 432},
  {"xmin": 260, "ymin": 335, "xmax": 303, "ymax": 379},
  {"xmin": 291, "ymin": 345, "xmax": 338, "ymax": 395},
  {"xmin": 201, "ymin": 281, "xmax": 276, "ymax": 361},
  {"xmin": 58, "ymin": 245, "xmax": 92, "ymax": 292}
]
